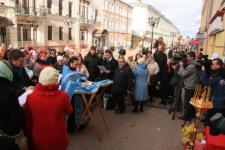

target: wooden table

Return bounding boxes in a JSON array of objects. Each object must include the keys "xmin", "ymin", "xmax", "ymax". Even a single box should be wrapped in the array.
[{"xmin": 77, "ymin": 83, "xmax": 112, "ymax": 142}]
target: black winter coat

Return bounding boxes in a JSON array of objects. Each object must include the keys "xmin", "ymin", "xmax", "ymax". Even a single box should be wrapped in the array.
[
  {"xmin": 47, "ymin": 56, "xmax": 57, "ymax": 65},
  {"xmin": 84, "ymin": 53, "xmax": 101, "ymax": 81},
  {"xmin": 112, "ymin": 64, "xmax": 133, "ymax": 94},
  {"xmin": 101, "ymin": 58, "xmax": 118, "ymax": 80},
  {"xmin": 0, "ymin": 77, "xmax": 23, "ymax": 150},
  {"xmin": 154, "ymin": 51, "xmax": 169, "ymax": 83},
  {"xmin": 11, "ymin": 65, "xmax": 33, "ymax": 97}
]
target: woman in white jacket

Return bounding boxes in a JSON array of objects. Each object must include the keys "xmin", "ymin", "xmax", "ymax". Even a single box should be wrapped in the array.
[{"xmin": 147, "ymin": 54, "xmax": 159, "ymax": 102}]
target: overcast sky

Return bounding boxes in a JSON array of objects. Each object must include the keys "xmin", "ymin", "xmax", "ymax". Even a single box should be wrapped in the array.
[{"xmin": 144, "ymin": 0, "xmax": 203, "ymax": 38}]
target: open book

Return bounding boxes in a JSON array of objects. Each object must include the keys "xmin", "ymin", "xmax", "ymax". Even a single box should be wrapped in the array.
[{"xmin": 97, "ymin": 65, "xmax": 107, "ymax": 72}]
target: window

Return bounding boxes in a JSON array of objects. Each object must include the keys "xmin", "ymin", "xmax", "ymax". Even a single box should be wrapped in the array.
[
  {"xmin": 23, "ymin": 29, "xmax": 28, "ymax": 41},
  {"xmin": 17, "ymin": 25, "xmax": 21, "ymax": 41},
  {"xmin": 47, "ymin": 0, "xmax": 52, "ymax": 9},
  {"xmin": 48, "ymin": 26, "xmax": 52, "ymax": 40},
  {"xmin": 81, "ymin": 31, "xmax": 85, "ymax": 40},
  {"xmin": 59, "ymin": 0, "xmax": 63, "ymax": 15},
  {"xmin": 69, "ymin": 28, "xmax": 72, "ymax": 40},
  {"xmin": 69, "ymin": 2, "xmax": 72, "ymax": 17},
  {"xmin": 95, "ymin": 10, "xmax": 98, "ymax": 22},
  {"xmin": 82, "ymin": 5, "xmax": 85, "ymax": 18},
  {"xmin": 59, "ymin": 27, "xmax": 63, "ymax": 40}
]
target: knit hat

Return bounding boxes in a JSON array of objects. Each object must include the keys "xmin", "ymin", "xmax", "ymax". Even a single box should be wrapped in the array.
[
  {"xmin": 0, "ymin": 60, "xmax": 13, "ymax": 81},
  {"xmin": 38, "ymin": 51, "xmax": 47, "ymax": 58},
  {"xmin": 39, "ymin": 67, "xmax": 59, "ymax": 85},
  {"xmin": 137, "ymin": 58, "xmax": 145, "ymax": 64},
  {"xmin": 57, "ymin": 55, "xmax": 63, "ymax": 61}
]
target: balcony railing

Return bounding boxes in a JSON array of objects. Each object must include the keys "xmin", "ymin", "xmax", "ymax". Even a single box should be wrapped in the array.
[{"xmin": 14, "ymin": 4, "xmax": 37, "ymax": 15}]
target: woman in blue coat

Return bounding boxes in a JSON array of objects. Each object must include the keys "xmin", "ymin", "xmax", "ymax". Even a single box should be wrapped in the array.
[{"xmin": 133, "ymin": 58, "xmax": 149, "ymax": 112}]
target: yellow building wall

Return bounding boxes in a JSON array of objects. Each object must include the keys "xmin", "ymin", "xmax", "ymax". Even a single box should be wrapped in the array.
[
  {"xmin": 207, "ymin": 17, "xmax": 225, "ymax": 57},
  {"xmin": 202, "ymin": 0, "xmax": 225, "ymax": 58}
]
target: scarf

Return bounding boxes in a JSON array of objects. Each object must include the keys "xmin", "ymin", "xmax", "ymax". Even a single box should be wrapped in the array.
[{"xmin": 0, "ymin": 60, "xmax": 13, "ymax": 81}]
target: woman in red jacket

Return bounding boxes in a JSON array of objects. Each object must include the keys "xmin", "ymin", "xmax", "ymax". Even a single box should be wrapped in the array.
[{"xmin": 24, "ymin": 67, "xmax": 72, "ymax": 150}]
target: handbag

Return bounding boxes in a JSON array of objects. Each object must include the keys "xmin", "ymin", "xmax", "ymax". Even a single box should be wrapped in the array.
[
  {"xmin": 150, "ymin": 75, "xmax": 158, "ymax": 85},
  {"xmin": 0, "ymin": 130, "xmax": 29, "ymax": 150}
]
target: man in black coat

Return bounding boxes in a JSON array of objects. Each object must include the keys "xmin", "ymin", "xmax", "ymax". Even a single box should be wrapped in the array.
[
  {"xmin": 84, "ymin": 46, "xmax": 101, "ymax": 81},
  {"xmin": 112, "ymin": 57, "xmax": 133, "ymax": 113},
  {"xmin": 10, "ymin": 50, "xmax": 34, "ymax": 97},
  {"xmin": 154, "ymin": 44, "xmax": 169, "ymax": 105},
  {"xmin": 100, "ymin": 50, "xmax": 118, "ymax": 80}
]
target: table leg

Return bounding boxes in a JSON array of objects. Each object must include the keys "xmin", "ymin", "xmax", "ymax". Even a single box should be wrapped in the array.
[
  {"xmin": 96, "ymin": 97, "xmax": 110, "ymax": 134},
  {"xmin": 81, "ymin": 93, "xmax": 102, "ymax": 142}
]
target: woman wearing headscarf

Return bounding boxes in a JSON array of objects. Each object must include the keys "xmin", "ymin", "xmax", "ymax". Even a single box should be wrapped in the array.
[
  {"xmin": 33, "ymin": 51, "xmax": 51, "ymax": 83},
  {"xmin": 24, "ymin": 67, "xmax": 72, "ymax": 150},
  {"xmin": 133, "ymin": 58, "xmax": 149, "ymax": 113},
  {"xmin": 147, "ymin": 54, "xmax": 159, "ymax": 102},
  {"xmin": 0, "ymin": 60, "xmax": 24, "ymax": 150}
]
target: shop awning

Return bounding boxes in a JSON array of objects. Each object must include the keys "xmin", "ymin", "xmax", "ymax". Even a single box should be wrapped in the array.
[{"xmin": 189, "ymin": 40, "xmax": 201, "ymax": 45}]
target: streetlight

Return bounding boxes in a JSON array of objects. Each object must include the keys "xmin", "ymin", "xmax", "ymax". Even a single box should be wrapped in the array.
[
  {"xmin": 178, "ymin": 35, "xmax": 182, "ymax": 47},
  {"xmin": 148, "ymin": 16, "xmax": 160, "ymax": 50},
  {"xmin": 64, "ymin": 15, "xmax": 73, "ymax": 45},
  {"xmin": 170, "ymin": 32, "xmax": 176, "ymax": 47}
]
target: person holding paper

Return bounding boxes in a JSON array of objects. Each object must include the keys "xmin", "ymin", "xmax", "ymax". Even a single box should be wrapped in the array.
[
  {"xmin": 84, "ymin": 46, "xmax": 101, "ymax": 81},
  {"xmin": 101, "ymin": 49, "xmax": 118, "ymax": 80},
  {"xmin": 0, "ymin": 60, "xmax": 24, "ymax": 150},
  {"xmin": 10, "ymin": 50, "xmax": 35, "ymax": 97}
]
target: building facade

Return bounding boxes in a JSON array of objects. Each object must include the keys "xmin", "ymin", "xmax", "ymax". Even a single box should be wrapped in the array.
[
  {"xmin": 0, "ymin": 0, "xmax": 80, "ymax": 49},
  {"xmin": 200, "ymin": 0, "xmax": 225, "ymax": 58},
  {"xmin": 87, "ymin": 0, "xmax": 133, "ymax": 50},
  {"xmin": 125, "ymin": 0, "xmax": 180, "ymax": 48}
]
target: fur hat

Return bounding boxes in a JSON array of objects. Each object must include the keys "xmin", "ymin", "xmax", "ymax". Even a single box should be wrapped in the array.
[
  {"xmin": 39, "ymin": 67, "xmax": 59, "ymax": 85},
  {"xmin": 137, "ymin": 58, "xmax": 145, "ymax": 64}
]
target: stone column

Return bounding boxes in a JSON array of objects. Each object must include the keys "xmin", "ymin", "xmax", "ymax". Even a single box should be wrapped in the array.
[
  {"xmin": 31, "ymin": 26, "xmax": 34, "ymax": 46},
  {"xmin": 20, "ymin": 25, "xmax": 23, "ymax": 47}
]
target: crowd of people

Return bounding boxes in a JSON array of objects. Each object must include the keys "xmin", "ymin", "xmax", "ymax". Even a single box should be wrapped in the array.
[{"xmin": 0, "ymin": 36, "xmax": 225, "ymax": 149}]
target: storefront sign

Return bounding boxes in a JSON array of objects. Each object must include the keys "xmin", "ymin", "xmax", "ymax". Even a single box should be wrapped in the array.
[{"xmin": 208, "ymin": 17, "xmax": 224, "ymax": 35}]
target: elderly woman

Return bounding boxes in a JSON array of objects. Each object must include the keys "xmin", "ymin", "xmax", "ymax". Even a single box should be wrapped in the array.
[
  {"xmin": 0, "ymin": 60, "xmax": 25, "ymax": 150},
  {"xmin": 24, "ymin": 67, "xmax": 72, "ymax": 150},
  {"xmin": 133, "ymin": 58, "xmax": 149, "ymax": 113},
  {"xmin": 147, "ymin": 54, "xmax": 159, "ymax": 102},
  {"xmin": 33, "ymin": 51, "xmax": 51, "ymax": 78}
]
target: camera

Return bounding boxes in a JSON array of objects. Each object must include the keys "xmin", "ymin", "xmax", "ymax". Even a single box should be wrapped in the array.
[{"xmin": 170, "ymin": 52, "xmax": 187, "ymax": 65}]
